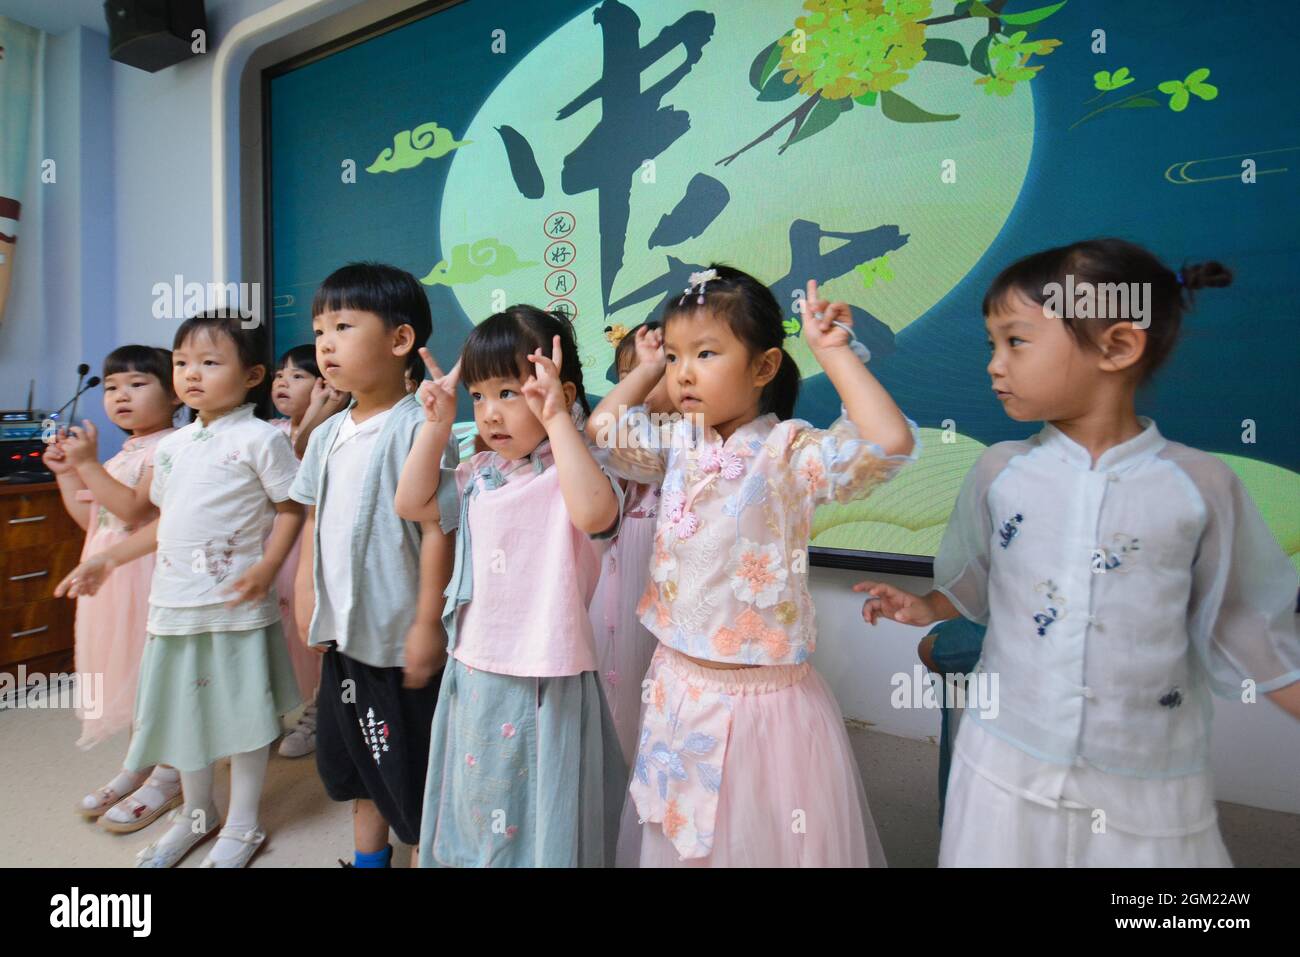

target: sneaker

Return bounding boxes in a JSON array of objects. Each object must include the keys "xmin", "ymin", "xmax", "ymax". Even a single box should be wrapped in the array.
[{"xmin": 278, "ymin": 704, "xmax": 317, "ymax": 758}]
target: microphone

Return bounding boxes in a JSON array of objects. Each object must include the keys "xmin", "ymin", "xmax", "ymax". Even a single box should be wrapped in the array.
[{"xmin": 51, "ymin": 376, "xmax": 101, "ymax": 425}]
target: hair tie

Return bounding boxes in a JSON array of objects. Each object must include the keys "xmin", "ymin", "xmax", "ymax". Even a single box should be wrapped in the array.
[{"xmin": 678, "ymin": 268, "xmax": 719, "ymax": 306}]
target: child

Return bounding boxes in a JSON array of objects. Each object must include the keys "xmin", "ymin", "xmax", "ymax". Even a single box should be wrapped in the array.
[
  {"xmin": 586, "ymin": 324, "xmax": 673, "ymax": 763},
  {"xmin": 45, "ymin": 345, "xmax": 183, "ymax": 832},
  {"xmin": 394, "ymin": 305, "xmax": 627, "ymax": 868},
  {"xmin": 55, "ymin": 312, "xmax": 305, "ymax": 868},
  {"xmin": 290, "ymin": 262, "xmax": 457, "ymax": 869},
  {"xmin": 591, "ymin": 266, "xmax": 918, "ymax": 867},
  {"xmin": 269, "ymin": 345, "xmax": 341, "ymax": 756},
  {"xmin": 856, "ymin": 239, "xmax": 1300, "ymax": 867}
]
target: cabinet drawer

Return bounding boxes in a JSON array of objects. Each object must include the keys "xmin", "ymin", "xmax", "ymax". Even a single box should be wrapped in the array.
[
  {"xmin": 0, "ymin": 539, "xmax": 83, "ymax": 608},
  {"xmin": 0, "ymin": 598, "xmax": 75, "ymax": 668},
  {"xmin": 0, "ymin": 489, "xmax": 84, "ymax": 549}
]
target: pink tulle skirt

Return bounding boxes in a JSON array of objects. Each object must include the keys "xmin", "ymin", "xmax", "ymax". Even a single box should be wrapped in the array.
[
  {"xmin": 274, "ymin": 532, "xmax": 320, "ymax": 703},
  {"xmin": 73, "ymin": 526, "xmax": 154, "ymax": 748},
  {"xmin": 617, "ymin": 646, "xmax": 886, "ymax": 867}
]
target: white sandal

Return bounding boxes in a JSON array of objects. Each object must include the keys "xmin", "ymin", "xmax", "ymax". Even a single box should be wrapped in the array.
[
  {"xmin": 200, "ymin": 825, "xmax": 267, "ymax": 868},
  {"xmin": 134, "ymin": 804, "xmax": 219, "ymax": 868},
  {"xmin": 99, "ymin": 772, "xmax": 184, "ymax": 834}
]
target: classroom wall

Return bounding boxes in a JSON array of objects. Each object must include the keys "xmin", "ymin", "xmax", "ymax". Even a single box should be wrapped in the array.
[{"xmin": 8, "ymin": 0, "xmax": 1297, "ymax": 816}]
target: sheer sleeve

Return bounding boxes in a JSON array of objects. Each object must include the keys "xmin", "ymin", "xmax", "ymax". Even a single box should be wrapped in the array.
[
  {"xmin": 598, "ymin": 403, "xmax": 671, "ymax": 485},
  {"xmin": 931, "ymin": 449, "xmax": 1007, "ymax": 626},
  {"xmin": 1181, "ymin": 454, "xmax": 1300, "ymax": 699},
  {"xmin": 787, "ymin": 412, "xmax": 920, "ymax": 507}
]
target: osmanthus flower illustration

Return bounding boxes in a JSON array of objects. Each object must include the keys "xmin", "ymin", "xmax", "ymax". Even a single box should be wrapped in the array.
[{"xmin": 720, "ymin": 0, "xmax": 1067, "ymax": 165}]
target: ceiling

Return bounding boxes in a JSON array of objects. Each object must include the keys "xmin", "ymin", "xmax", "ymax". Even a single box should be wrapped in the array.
[{"xmin": 0, "ymin": 0, "xmax": 242, "ymax": 37}]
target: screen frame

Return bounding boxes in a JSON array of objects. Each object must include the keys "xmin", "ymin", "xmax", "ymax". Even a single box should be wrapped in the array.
[{"xmin": 259, "ymin": 0, "xmax": 938, "ymax": 579}]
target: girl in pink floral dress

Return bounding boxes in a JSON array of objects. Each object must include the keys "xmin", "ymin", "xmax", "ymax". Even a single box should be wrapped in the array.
[
  {"xmin": 592, "ymin": 267, "xmax": 918, "ymax": 866},
  {"xmin": 45, "ymin": 346, "xmax": 181, "ymax": 833}
]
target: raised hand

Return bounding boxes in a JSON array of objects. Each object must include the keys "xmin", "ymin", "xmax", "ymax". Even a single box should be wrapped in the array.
[
  {"xmin": 415, "ymin": 348, "xmax": 461, "ymax": 426},
  {"xmin": 801, "ymin": 279, "xmax": 853, "ymax": 354},
  {"xmin": 42, "ymin": 437, "xmax": 75, "ymax": 475},
  {"xmin": 62, "ymin": 420, "xmax": 100, "ymax": 468},
  {"xmin": 521, "ymin": 334, "xmax": 569, "ymax": 426},
  {"xmin": 634, "ymin": 324, "xmax": 666, "ymax": 369}
]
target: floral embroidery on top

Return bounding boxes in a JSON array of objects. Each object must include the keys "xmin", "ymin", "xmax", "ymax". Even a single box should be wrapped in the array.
[
  {"xmin": 727, "ymin": 539, "xmax": 786, "ymax": 607},
  {"xmin": 998, "ymin": 513, "xmax": 1024, "ymax": 548},
  {"xmin": 1158, "ymin": 687, "xmax": 1183, "ymax": 708},
  {"xmin": 1032, "ymin": 579, "xmax": 1066, "ymax": 637},
  {"xmin": 200, "ymin": 529, "xmax": 241, "ymax": 583},
  {"xmin": 711, "ymin": 607, "xmax": 790, "ymax": 660},
  {"xmin": 1096, "ymin": 532, "xmax": 1141, "ymax": 572}
]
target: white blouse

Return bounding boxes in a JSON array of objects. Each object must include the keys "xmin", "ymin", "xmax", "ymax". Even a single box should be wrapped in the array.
[
  {"xmin": 934, "ymin": 418, "xmax": 1300, "ymax": 784},
  {"xmin": 147, "ymin": 404, "xmax": 299, "ymax": 633}
]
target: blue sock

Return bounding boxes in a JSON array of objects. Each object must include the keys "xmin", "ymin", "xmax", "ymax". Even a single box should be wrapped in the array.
[{"xmin": 353, "ymin": 845, "xmax": 393, "ymax": 868}]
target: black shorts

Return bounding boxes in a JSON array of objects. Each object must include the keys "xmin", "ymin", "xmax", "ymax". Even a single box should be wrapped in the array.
[{"xmin": 316, "ymin": 646, "xmax": 442, "ymax": 846}]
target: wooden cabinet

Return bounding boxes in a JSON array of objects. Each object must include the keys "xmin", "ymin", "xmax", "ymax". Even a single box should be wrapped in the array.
[{"xmin": 0, "ymin": 483, "xmax": 84, "ymax": 682}]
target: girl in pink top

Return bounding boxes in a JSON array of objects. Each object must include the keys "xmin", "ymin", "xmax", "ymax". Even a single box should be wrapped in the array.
[
  {"xmin": 44, "ymin": 345, "xmax": 182, "ymax": 833},
  {"xmin": 395, "ymin": 306, "xmax": 627, "ymax": 867},
  {"xmin": 592, "ymin": 265, "xmax": 918, "ymax": 866}
]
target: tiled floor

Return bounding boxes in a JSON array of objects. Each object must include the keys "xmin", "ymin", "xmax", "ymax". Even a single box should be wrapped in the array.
[{"xmin": 2, "ymin": 703, "xmax": 1297, "ymax": 867}]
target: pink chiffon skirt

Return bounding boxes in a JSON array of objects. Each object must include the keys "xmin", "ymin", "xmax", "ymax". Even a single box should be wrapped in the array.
[
  {"xmin": 73, "ymin": 526, "xmax": 154, "ymax": 748},
  {"xmin": 274, "ymin": 532, "xmax": 320, "ymax": 703},
  {"xmin": 617, "ymin": 646, "xmax": 886, "ymax": 868}
]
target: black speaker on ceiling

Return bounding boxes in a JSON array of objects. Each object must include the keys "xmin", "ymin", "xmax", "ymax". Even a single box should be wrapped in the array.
[{"xmin": 104, "ymin": 0, "xmax": 208, "ymax": 73}]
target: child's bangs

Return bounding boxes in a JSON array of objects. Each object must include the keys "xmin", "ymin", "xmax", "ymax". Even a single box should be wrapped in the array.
[
  {"xmin": 104, "ymin": 345, "xmax": 173, "ymax": 393},
  {"xmin": 982, "ymin": 247, "xmax": 1070, "ymax": 319},
  {"xmin": 460, "ymin": 314, "xmax": 546, "ymax": 387}
]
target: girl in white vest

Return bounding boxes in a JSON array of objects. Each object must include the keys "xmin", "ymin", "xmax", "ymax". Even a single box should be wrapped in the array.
[{"xmin": 857, "ymin": 238, "xmax": 1300, "ymax": 867}]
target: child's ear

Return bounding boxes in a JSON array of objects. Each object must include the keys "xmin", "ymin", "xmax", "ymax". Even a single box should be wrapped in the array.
[
  {"xmin": 392, "ymin": 323, "xmax": 416, "ymax": 361},
  {"xmin": 562, "ymin": 380, "xmax": 578, "ymax": 408},
  {"xmin": 752, "ymin": 347, "xmax": 783, "ymax": 389},
  {"xmin": 246, "ymin": 364, "xmax": 267, "ymax": 388},
  {"xmin": 1096, "ymin": 322, "xmax": 1146, "ymax": 374}
]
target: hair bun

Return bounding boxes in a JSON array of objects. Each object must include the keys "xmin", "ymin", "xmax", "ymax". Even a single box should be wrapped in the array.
[{"xmin": 1180, "ymin": 260, "xmax": 1233, "ymax": 292}]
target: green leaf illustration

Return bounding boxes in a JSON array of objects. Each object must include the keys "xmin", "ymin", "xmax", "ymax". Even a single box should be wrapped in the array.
[
  {"xmin": 1093, "ymin": 67, "xmax": 1134, "ymax": 91},
  {"xmin": 971, "ymin": 34, "xmax": 993, "ymax": 75},
  {"xmin": 758, "ymin": 70, "xmax": 801, "ymax": 102},
  {"xmin": 999, "ymin": 1, "xmax": 1069, "ymax": 26},
  {"xmin": 1116, "ymin": 96, "xmax": 1159, "ymax": 108},
  {"xmin": 783, "ymin": 317, "xmax": 803, "ymax": 336},
  {"xmin": 923, "ymin": 38, "xmax": 969, "ymax": 66},
  {"xmin": 749, "ymin": 37, "xmax": 784, "ymax": 93},
  {"xmin": 854, "ymin": 91, "xmax": 878, "ymax": 106},
  {"xmin": 881, "ymin": 90, "xmax": 960, "ymax": 122},
  {"xmin": 1159, "ymin": 79, "xmax": 1190, "ymax": 112},
  {"xmin": 785, "ymin": 95, "xmax": 853, "ymax": 149}
]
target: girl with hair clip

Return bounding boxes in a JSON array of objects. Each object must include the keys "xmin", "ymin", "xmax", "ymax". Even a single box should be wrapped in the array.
[{"xmin": 591, "ymin": 264, "xmax": 919, "ymax": 867}]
